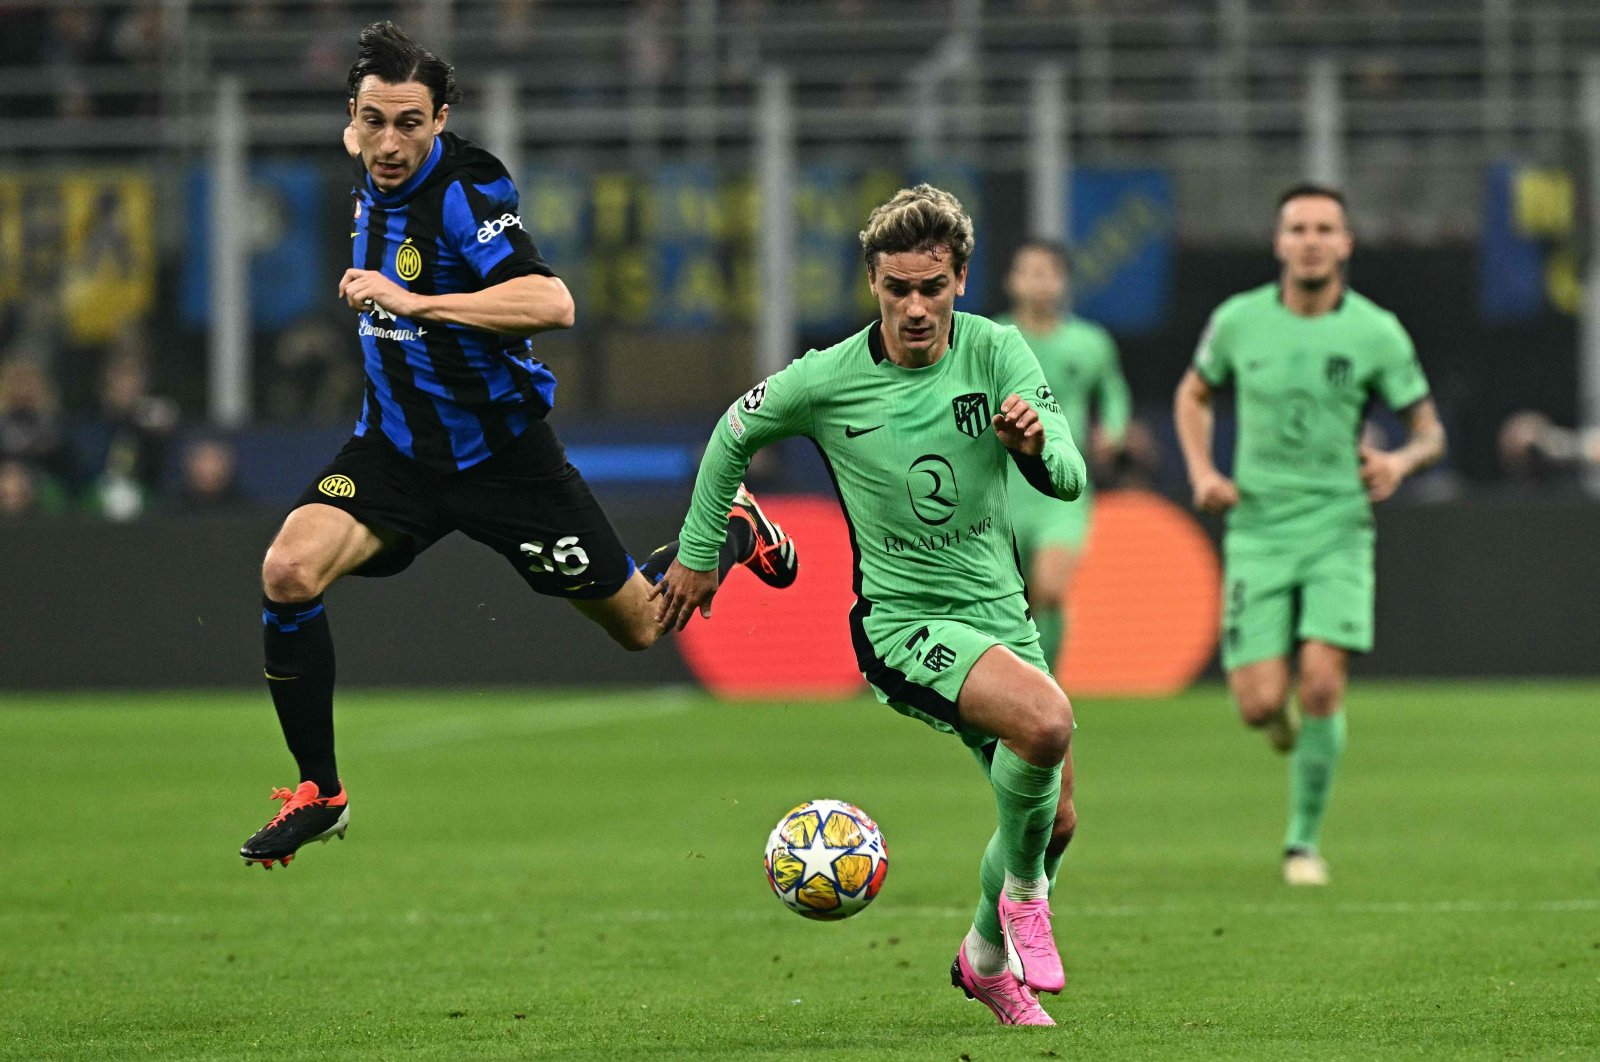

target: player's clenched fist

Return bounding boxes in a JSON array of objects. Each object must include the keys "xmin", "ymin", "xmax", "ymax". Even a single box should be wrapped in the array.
[
  {"xmin": 1191, "ymin": 469, "xmax": 1239, "ymax": 514},
  {"xmin": 992, "ymin": 393, "xmax": 1045, "ymax": 455},
  {"xmin": 1358, "ymin": 445, "xmax": 1405, "ymax": 503},
  {"xmin": 338, "ymin": 268, "xmax": 420, "ymax": 318}
]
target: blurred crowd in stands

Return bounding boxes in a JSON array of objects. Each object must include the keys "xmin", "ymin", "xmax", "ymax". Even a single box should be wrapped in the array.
[
  {"xmin": 0, "ymin": 0, "xmax": 1591, "ymax": 524},
  {"xmin": 0, "ymin": 342, "xmax": 247, "ymax": 521},
  {"xmin": 0, "ymin": 304, "xmax": 367, "ymax": 521},
  {"xmin": 0, "ymin": 3, "xmax": 168, "ymax": 121},
  {"xmin": 0, "ymin": 0, "xmax": 1426, "ymax": 123},
  {"xmin": 0, "ymin": 313, "xmax": 1179, "ymax": 522}
]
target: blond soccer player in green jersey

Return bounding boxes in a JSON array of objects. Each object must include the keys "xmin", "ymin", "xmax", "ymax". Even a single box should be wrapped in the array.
[
  {"xmin": 649, "ymin": 185, "xmax": 1087, "ymax": 1026},
  {"xmin": 998, "ymin": 240, "xmax": 1131, "ymax": 671},
  {"xmin": 1173, "ymin": 184, "xmax": 1447, "ymax": 886}
]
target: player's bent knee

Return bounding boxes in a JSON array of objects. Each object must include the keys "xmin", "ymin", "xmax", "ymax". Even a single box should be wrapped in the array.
[
  {"xmin": 611, "ymin": 624, "xmax": 657, "ymax": 653},
  {"xmin": 1299, "ymin": 673, "xmax": 1345, "ymax": 715},
  {"xmin": 1238, "ymin": 704, "xmax": 1277, "ymax": 728},
  {"xmin": 1023, "ymin": 691, "xmax": 1074, "ymax": 760},
  {"xmin": 261, "ymin": 551, "xmax": 325, "ymax": 603},
  {"xmin": 1232, "ymin": 676, "xmax": 1288, "ymax": 726},
  {"xmin": 1236, "ymin": 691, "xmax": 1286, "ymax": 727}
]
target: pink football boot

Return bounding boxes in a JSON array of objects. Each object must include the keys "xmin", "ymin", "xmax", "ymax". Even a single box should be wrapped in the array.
[
  {"xmin": 951, "ymin": 942, "xmax": 1056, "ymax": 1026},
  {"xmin": 997, "ymin": 894, "xmax": 1066, "ymax": 994}
]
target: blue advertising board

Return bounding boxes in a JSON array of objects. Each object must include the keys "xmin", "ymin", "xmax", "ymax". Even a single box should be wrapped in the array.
[
  {"xmin": 180, "ymin": 163, "xmax": 323, "ymax": 330},
  {"xmin": 1068, "ymin": 168, "xmax": 1174, "ymax": 334}
]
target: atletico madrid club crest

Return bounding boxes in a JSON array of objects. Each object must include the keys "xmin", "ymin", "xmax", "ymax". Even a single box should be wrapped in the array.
[
  {"xmin": 1325, "ymin": 354, "xmax": 1353, "ymax": 388},
  {"xmin": 951, "ymin": 392, "xmax": 990, "ymax": 439}
]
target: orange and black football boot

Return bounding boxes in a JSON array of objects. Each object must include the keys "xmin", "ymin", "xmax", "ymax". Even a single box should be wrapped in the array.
[
  {"xmin": 239, "ymin": 781, "xmax": 348, "ymax": 869},
  {"xmin": 730, "ymin": 484, "xmax": 798, "ymax": 589}
]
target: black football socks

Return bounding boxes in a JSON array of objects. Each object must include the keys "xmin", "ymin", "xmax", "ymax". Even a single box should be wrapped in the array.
[
  {"xmin": 639, "ymin": 514, "xmax": 757, "ymax": 586},
  {"xmin": 261, "ymin": 596, "xmax": 340, "ymax": 796}
]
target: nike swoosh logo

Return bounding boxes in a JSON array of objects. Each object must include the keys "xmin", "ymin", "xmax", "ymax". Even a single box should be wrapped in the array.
[
  {"xmin": 562, "ymin": 582, "xmax": 596, "ymax": 593},
  {"xmin": 845, "ymin": 425, "xmax": 884, "ymax": 438},
  {"xmin": 263, "ymin": 671, "xmax": 299, "ymax": 682}
]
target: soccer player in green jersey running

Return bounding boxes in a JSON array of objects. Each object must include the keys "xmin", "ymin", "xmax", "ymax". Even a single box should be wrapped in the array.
[
  {"xmin": 1173, "ymin": 184, "xmax": 1447, "ymax": 886},
  {"xmin": 998, "ymin": 241, "xmax": 1131, "ymax": 671},
  {"xmin": 650, "ymin": 185, "xmax": 1087, "ymax": 1026}
]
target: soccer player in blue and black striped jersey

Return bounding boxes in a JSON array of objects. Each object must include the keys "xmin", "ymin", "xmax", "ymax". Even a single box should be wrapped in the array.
[{"xmin": 240, "ymin": 22, "xmax": 798, "ymax": 868}]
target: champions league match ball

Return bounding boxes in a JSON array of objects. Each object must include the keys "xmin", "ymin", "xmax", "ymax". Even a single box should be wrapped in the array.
[{"xmin": 763, "ymin": 799, "xmax": 888, "ymax": 920}]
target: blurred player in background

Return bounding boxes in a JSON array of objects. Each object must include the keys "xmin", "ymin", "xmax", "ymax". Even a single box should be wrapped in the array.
[
  {"xmin": 1173, "ymin": 184, "xmax": 1446, "ymax": 886},
  {"xmin": 652, "ymin": 185, "xmax": 1085, "ymax": 1026},
  {"xmin": 240, "ymin": 22, "xmax": 796, "ymax": 870},
  {"xmin": 998, "ymin": 241, "xmax": 1129, "ymax": 672}
]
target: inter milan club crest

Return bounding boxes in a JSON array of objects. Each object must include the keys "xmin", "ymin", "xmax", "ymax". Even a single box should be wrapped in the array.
[
  {"xmin": 951, "ymin": 392, "xmax": 990, "ymax": 439},
  {"xmin": 1325, "ymin": 354, "xmax": 1353, "ymax": 387},
  {"xmin": 396, "ymin": 240, "xmax": 423, "ymax": 282}
]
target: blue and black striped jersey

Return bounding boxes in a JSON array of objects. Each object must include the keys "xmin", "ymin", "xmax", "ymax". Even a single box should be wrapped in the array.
[{"xmin": 350, "ymin": 132, "xmax": 558, "ymax": 472}]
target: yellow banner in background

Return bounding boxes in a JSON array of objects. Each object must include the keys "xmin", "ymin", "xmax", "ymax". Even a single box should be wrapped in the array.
[
  {"xmin": 0, "ymin": 181, "xmax": 20, "ymax": 303},
  {"xmin": 522, "ymin": 165, "xmax": 937, "ymax": 331},
  {"xmin": 0, "ymin": 172, "xmax": 155, "ymax": 345}
]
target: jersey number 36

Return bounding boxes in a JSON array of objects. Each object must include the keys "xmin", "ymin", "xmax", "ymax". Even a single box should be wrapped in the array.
[{"xmin": 520, "ymin": 536, "xmax": 590, "ymax": 576}]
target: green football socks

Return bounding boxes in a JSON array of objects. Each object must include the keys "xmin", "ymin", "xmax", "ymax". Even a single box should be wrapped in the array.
[
  {"xmin": 974, "ymin": 829, "xmax": 1007, "ymax": 945},
  {"xmin": 1284, "ymin": 711, "xmax": 1348, "ymax": 852},
  {"xmin": 973, "ymin": 743, "xmax": 1062, "ymax": 944},
  {"xmin": 992, "ymin": 742, "xmax": 1060, "ymax": 879}
]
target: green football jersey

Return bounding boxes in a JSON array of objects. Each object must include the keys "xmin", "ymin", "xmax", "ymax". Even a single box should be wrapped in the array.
[
  {"xmin": 997, "ymin": 314, "xmax": 1131, "ymax": 455},
  {"xmin": 1193, "ymin": 284, "xmax": 1429, "ymax": 535},
  {"xmin": 678, "ymin": 312, "xmax": 1087, "ymax": 628}
]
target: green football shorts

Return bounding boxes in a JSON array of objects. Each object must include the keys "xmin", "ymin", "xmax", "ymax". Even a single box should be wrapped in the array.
[
  {"xmin": 1220, "ymin": 527, "xmax": 1375, "ymax": 670},
  {"xmin": 1011, "ymin": 483, "xmax": 1093, "ymax": 557},
  {"xmin": 857, "ymin": 600, "xmax": 1051, "ymax": 749}
]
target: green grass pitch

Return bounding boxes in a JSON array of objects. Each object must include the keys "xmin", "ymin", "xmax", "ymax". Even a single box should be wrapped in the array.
[{"xmin": 2, "ymin": 682, "xmax": 1596, "ymax": 1060}]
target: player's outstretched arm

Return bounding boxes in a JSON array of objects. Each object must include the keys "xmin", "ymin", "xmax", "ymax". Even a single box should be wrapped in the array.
[
  {"xmin": 1174, "ymin": 367, "xmax": 1238, "ymax": 514},
  {"xmin": 1360, "ymin": 397, "xmax": 1446, "ymax": 503},
  {"xmin": 649, "ymin": 426, "xmax": 749, "ymax": 631},
  {"xmin": 662, "ymin": 360, "xmax": 814, "ymax": 628}
]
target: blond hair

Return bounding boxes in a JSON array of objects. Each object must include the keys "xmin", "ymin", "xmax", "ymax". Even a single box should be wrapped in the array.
[{"xmin": 859, "ymin": 183, "xmax": 975, "ymax": 274}]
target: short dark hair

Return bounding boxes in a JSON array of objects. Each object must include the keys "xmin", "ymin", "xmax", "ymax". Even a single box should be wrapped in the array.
[
  {"xmin": 1010, "ymin": 239, "xmax": 1071, "ymax": 276},
  {"xmin": 1277, "ymin": 182, "xmax": 1347, "ymax": 213},
  {"xmin": 346, "ymin": 21, "xmax": 461, "ymax": 114}
]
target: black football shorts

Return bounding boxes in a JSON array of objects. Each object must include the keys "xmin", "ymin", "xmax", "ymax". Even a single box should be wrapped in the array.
[{"xmin": 290, "ymin": 420, "xmax": 636, "ymax": 600}]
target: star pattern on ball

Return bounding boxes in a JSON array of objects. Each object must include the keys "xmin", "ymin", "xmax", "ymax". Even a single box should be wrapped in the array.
[
  {"xmin": 792, "ymin": 824, "xmax": 845, "ymax": 886},
  {"xmin": 765, "ymin": 800, "xmax": 888, "ymax": 921}
]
